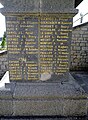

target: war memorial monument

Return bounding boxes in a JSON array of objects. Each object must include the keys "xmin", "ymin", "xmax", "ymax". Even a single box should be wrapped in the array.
[{"xmin": 0, "ymin": 0, "xmax": 87, "ymax": 116}]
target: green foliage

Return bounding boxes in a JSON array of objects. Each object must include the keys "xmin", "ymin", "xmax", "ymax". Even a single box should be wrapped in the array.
[{"xmin": 1, "ymin": 32, "xmax": 6, "ymax": 48}]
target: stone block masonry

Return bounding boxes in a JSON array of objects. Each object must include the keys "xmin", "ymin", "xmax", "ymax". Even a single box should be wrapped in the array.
[
  {"xmin": 71, "ymin": 23, "xmax": 88, "ymax": 71},
  {"xmin": 0, "ymin": 75, "xmax": 87, "ymax": 116},
  {"xmin": 0, "ymin": 50, "xmax": 8, "ymax": 79},
  {"xmin": 0, "ymin": 0, "xmax": 87, "ymax": 117}
]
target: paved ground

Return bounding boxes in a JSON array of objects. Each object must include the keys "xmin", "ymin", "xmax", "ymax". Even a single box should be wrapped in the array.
[{"xmin": 71, "ymin": 71, "xmax": 88, "ymax": 94}]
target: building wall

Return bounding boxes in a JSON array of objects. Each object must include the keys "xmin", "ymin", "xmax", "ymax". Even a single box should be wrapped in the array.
[
  {"xmin": 71, "ymin": 22, "xmax": 88, "ymax": 71},
  {"xmin": 0, "ymin": 50, "xmax": 8, "ymax": 79},
  {"xmin": 73, "ymin": 0, "xmax": 88, "ymax": 27}
]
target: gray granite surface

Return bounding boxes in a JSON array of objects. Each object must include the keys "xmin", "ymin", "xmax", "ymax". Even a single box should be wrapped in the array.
[
  {"xmin": 71, "ymin": 72, "xmax": 88, "ymax": 94},
  {"xmin": 0, "ymin": 74, "xmax": 87, "ymax": 116},
  {"xmin": 0, "ymin": 0, "xmax": 77, "ymax": 14},
  {"xmin": 12, "ymin": 74, "xmax": 86, "ymax": 99},
  {"xmin": 0, "ymin": 116, "xmax": 88, "ymax": 120}
]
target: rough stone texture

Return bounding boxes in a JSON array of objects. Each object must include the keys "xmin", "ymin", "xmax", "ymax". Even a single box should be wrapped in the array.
[
  {"xmin": 13, "ymin": 82, "xmax": 85, "ymax": 99},
  {"xmin": 71, "ymin": 23, "xmax": 88, "ymax": 71},
  {"xmin": 13, "ymin": 99, "xmax": 87, "ymax": 116},
  {"xmin": 0, "ymin": 75, "xmax": 87, "ymax": 116},
  {"xmin": 0, "ymin": 0, "xmax": 77, "ymax": 14},
  {"xmin": 1, "ymin": 116, "xmax": 88, "ymax": 120},
  {"xmin": 0, "ymin": 89, "xmax": 13, "ymax": 116},
  {"xmin": 13, "ymin": 100, "xmax": 63, "ymax": 116},
  {"xmin": 71, "ymin": 72, "xmax": 88, "ymax": 94},
  {"xmin": 0, "ymin": 100, "xmax": 13, "ymax": 116},
  {"xmin": 0, "ymin": 89, "xmax": 12, "ymax": 99},
  {"xmin": 6, "ymin": 74, "xmax": 86, "ymax": 116},
  {"xmin": 0, "ymin": 0, "xmax": 86, "ymax": 117},
  {"xmin": 63, "ymin": 99, "xmax": 87, "ymax": 116},
  {"xmin": 0, "ymin": 51, "xmax": 8, "ymax": 80}
]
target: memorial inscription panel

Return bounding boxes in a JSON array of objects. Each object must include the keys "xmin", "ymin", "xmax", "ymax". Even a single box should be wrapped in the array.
[{"xmin": 7, "ymin": 15, "xmax": 72, "ymax": 81}]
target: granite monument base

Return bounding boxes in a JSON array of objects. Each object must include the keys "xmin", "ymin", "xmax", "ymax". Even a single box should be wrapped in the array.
[{"xmin": 0, "ymin": 73, "xmax": 87, "ymax": 116}]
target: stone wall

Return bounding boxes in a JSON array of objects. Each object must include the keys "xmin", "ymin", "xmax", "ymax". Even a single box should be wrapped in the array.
[
  {"xmin": 71, "ymin": 22, "xmax": 88, "ymax": 71},
  {"xmin": 0, "ymin": 50, "xmax": 8, "ymax": 79}
]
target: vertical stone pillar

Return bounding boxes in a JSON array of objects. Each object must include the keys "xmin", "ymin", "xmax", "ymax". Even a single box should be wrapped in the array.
[{"xmin": 0, "ymin": 0, "xmax": 77, "ymax": 82}]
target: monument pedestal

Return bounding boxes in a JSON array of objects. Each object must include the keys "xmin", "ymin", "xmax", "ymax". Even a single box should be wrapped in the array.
[
  {"xmin": 4, "ymin": 74, "xmax": 87, "ymax": 116},
  {"xmin": 0, "ymin": 0, "xmax": 87, "ymax": 117}
]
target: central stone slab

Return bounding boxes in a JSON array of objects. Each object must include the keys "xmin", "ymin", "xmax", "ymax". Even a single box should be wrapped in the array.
[{"xmin": 6, "ymin": 14, "xmax": 72, "ymax": 81}]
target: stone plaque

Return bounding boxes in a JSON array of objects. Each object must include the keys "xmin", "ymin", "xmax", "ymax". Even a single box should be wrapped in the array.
[{"xmin": 7, "ymin": 14, "xmax": 72, "ymax": 81}]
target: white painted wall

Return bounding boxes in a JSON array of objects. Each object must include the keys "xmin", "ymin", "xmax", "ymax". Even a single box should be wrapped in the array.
[
  {"xmin": 73, "ymin": 0, "xmax": 88, "ymax": 27},
  {"xmin": 0, "ymin": 3, "xmax": 6, "ymax": 37}
]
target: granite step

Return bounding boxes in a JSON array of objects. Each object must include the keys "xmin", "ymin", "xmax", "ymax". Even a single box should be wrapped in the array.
[{"xmin": 0, "ymin": 116, "xmax": 88, "ymax": 120}]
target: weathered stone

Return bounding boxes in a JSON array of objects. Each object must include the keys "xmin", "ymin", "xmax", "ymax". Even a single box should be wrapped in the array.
[
  {"xmin": 82, "ymin": 47, "xmax": 87, "ymax": 51},
  {"xmin": 81, "ymin": 28, "xmax": 88, "ymax": 30},
  {"xmin": 63, "ymin": 99, "xmax": 87, "ymax": 116},
  {"xmin": 80, "ymin": 43, "xmax": 86, "ymax": 46},
  {"xmin": 0, "ymin": 89, "xmax": 12, "ymax": 99},
  {"xmin": 13, "ymin": 100, "xmax": 63, "ymax": 116},
  {"xmin": 0, "ymin": 51, "xmax": 8, "ymax": 80},
  {"xmin": 0, "ymin": 0, "xmax": 87, "ymax": 117},
  {"xmin": 10, "ymin": 74, "xmax": 87, "ymax": 116},
  {"xmin": 0, "ymin": 89, "xmax": 13, "ymax": 116},
  {"xmin": 0, "ymin": 100, "xmax": 13, "ymax": 116},
  {"xmin": 71, "ymin": 23, "xmax": 88, "ymax": 71},
  {"xmin": 5, "ymin": 14, "xmax": 73, "ymax": 81},
  {"xmin": 0, "ymin": 0, "xmax": 77, "ymax": 14},
  {"xmin": 1, "ymin": 65, "xmax": 6, "ymax": 70}
]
